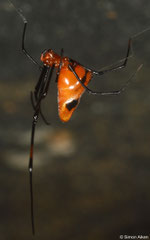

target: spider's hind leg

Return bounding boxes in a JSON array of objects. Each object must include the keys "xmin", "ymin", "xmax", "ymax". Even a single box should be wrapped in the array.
[
  {"xmin": 82, "ymin": 38, "xmax": 132, "ymax": 76},
  {"xmin": 68, "ymin": 63, "xmax": 143, "ymax": 96}
]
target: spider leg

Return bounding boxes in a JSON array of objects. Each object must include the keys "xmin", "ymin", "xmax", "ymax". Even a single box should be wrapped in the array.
[
  {"xmin": 9, "ymin": 0, "xmax": 42, "ymax": 69},
  {"xmin": 79, "ymin": 38, "xmax": 132, "ymax": 75},
  {"xmin": 42, "ymin": 65, "xmax": 55, "ymax": 98},
  {"xmin": 31, "ymin": 64, "xmax": 54, "ymax": 124},
  {"xmin": 28, "ymin": 65, "xmax": 54, "ymax": 235},
  {"xmin": 68, "ymin": 64, "xmax": 143, "ymax": 96},
  {"xmin": 34, "ymin": 66, "xmax": 49, "ymax": 100},
  {"xmin": 30, "ymin": 91, "xmax": 50, "ymax": 125},
  {"xmin": 30, "ymin": 66, "xmax": 51, "ymax": 124},
  {"xmin": 28, "ymin": 105, "xmax": 40, "ymax": 235},
  {"xmin": 21, "ymin": 15, "xmax": 42, "ymax": 69},
  {"xmin": 29, "ymin": 92, "xmax": 46, "ymax": 236}
]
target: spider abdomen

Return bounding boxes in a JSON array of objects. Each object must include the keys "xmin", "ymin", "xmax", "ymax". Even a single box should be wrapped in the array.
[{"xmin": 57, "ymin": 64, "xmax": 92, "ymax": 122}]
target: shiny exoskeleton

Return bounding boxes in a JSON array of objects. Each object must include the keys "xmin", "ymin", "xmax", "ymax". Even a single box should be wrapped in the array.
[
  {"xmin": 10, "ymin": 0, "xmax": 144, "ymax": 235},
  {"xmin": 41, "ymin": 49, "xmax": 93, "ymax": 122}
]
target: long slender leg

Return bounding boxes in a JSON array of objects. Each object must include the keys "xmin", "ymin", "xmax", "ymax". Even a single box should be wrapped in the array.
[
  {"xmin": 9, "ymin": 1, "xmax": 42, "ymax": 69},
  {"xmin": 80, "ymin": 25, "xmax": 150, "ymax": 75},
  {"xmin": 29, "ymin": 109, "xmax": 39, "ymax": 235},
  {"xmin": 79, "ymin": 38, "xmax": 132, "ymax": 75},
  {"xmin": 28, "ymin": 69, "xmax": 48, "ymax": 235},
  {"xmin": 34, "ymin": 66, "xmax": 49, "ymax": 100},
  {"xmin": 29, "ymin": 67, "xmax": 54, "ymax": 171},
  {"xmin": 31, "ymin": 66, "xmax": 50, "ymax": 124},
  {"xmin": 32, "ymin": 64, "xmax": 54, "ymax": 101},
  {"xmin": 30, "ymin": 91, "xmax": 50, "ymax": 125},
  {"xmin": 28, "ymin": 66, "xmax": 54, "ymax": 234},
  {"xmin": 42, "ymin": 65, "xmax": 55, "ymax": 98},
  {"xmin": 28, "ymin": 99, "xmax": 45, "ymax": 236},
  {"xmin": 32, "ymin": 65, "xmax": 54, "ymax": 124},
  {"xmin": 68, "ymin": 64, "xmax": 143, "ymax": 96},
  {"xmin": 34, "ymin": 65, "xmax": 54, "ymax": 103}
]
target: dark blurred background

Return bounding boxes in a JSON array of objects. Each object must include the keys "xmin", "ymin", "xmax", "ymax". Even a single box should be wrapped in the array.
[{"xmin": 0, "ymin": 0, "xmax": 150, "ymax": 239}]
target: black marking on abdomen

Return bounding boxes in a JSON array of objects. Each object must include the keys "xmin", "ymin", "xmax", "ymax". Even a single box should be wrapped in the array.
[
  {"xmin": 81, "ymin": 70, "xmax": 87, "ymax": 84},
  {"xmin": 66, "ymin": 99, "xmax": 79, "ymax": 111}
]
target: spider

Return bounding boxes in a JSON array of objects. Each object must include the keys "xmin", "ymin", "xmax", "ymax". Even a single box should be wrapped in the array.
[{"xmin": 9, "ymin": 0, "xmax": 146, "ymax": 235}]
